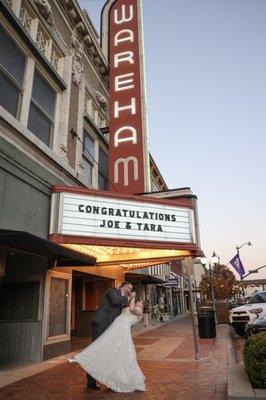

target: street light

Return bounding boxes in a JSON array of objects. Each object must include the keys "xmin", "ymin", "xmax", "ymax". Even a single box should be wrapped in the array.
[
  {"xmin": 200, "ymin": 251, "xmax": 220, "ymax": 315},
  {"xmin": 243, "ymin": 265, "xmax": 266, "ymax": 279},
  {"xmin": 240, "ymin": 265, "xmax": 266, "ymax": 293},
  {"xmin": 236, "ymin": 242, "xmax": 252, "ymax": 252}
]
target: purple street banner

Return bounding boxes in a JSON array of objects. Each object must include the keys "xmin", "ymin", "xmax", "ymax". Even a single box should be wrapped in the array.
[{"xmin": 229, "ymin": 253, "xmax": 245, "ymax": 277}]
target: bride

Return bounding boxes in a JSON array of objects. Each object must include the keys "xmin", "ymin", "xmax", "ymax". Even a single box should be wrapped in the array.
[{"xmin": 68, "ymin": 298, "xmax": 145, "ymax": 393}]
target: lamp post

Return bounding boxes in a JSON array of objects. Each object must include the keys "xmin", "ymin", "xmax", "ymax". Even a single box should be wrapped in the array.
[
  {"xmin": 236, "ymin": 242, "xmax": 252, "ymax": 253},
  {"xmin": 240, "ymin": 265, "xmax": 266, "ymax": 292},
  {"xmin": 200, "ymin": 251, "xmax": 220, "ymax": 316},
  {"xmin": 242, "ymin": 265, "xmax": 266, "ymax": 279},
  {"xmin": 183, "ymin": 257, "xmax": 200, "ymax": 360},
  {"xmin": 236, "ymin": 242, "xmax": 252, "ymax": 296}
]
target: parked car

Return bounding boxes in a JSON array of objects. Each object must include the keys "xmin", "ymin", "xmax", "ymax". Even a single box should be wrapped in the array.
[
  {"xmin": 244, "ymin": 315, "xmax": 266, "ymax": 338},
  {"xmin": 243, "ymin": 295, "xmax": 251, "ymax": 303},
  {"xmin": 228, "ymin": 299, "xmax": 237, "ymax": 310},
  {"xmin": 229, "ymin": 291, "xmax": 266, "ymax": 336}
]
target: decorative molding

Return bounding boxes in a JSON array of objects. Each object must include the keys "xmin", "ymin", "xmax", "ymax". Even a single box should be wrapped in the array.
[
  {"xmin": 70, "ymin": 28, "xmax": 84, "ymax": 86},
  {"xmin": 95, "ymin": 90, "xmax": 108, "ymax": 111},
  {"xmin": 68, "ymin": 7, "xmax": 77, "ymax": 20},
  {"xmin": 72, "ymin": 51, "xmax": 83, "ymax": 86},
  {"xmin": 99, "ymin": 66, "xmax": 106, "ymax": 74},
  {"xmin": 83, "ymin": 34, "xmax": 92, "ymax": 45},
  {"xmin": 88, "ymin": 45, "xmax": 95, "ymax": 56},
  {"xmin": 70, "ymin": 28, "xmax": 78, "ymax": 49},
  {"xmin": 70, "ymin": 128, "xmax": 78, "ymax": 138},
  {"xmin": 93, "ymin": 56, "xmax": 101, "ymax": 66},
  {"xmin": 34, "ymin": 0, "xmax": 54, "ymax": 26},
  {"xmin": 58, "ymin": 0, "xmax": 108, "ymax": 82},
  {"xmin": 60, "ymin": 143, "xmax": 68, "ymax": 154},
  {"xmin": 0, "ymin": 1, "xmax": 67, "ymax": 90},
  {"xmin": 76, "ymin": 21, "xmax": 85, "ymax": 34}
]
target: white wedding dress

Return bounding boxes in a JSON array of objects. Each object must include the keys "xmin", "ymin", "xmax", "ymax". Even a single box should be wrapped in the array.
[{"xmin": 72, "ymin": 307, "xmax": 145, "ymax": 393}]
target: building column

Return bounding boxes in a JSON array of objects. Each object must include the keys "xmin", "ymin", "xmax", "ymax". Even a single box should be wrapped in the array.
[{"xmin": 54, "ymin": 55, "xmax": 73, "ymax": 162}]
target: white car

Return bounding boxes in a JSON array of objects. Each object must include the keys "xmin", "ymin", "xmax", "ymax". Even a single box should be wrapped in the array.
[{"xmin": 229, "ymin": 291, "xmax": 266, "ymax": 336}]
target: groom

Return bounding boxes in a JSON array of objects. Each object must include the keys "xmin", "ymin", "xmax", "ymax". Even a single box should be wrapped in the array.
[{"xmin": 87, "ymin": 281, "xmax": 135, "ymax": 390}]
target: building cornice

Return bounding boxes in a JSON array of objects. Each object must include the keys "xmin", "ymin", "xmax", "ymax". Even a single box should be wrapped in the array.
[{"xmin": 58, "ymin": 0, "xmax": 109, "ymax": 83}]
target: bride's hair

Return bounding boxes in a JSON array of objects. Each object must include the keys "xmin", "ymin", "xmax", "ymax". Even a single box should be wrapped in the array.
[{"xmin": 120, "ymin": 281, "xmax": 132, "ymax": 288}]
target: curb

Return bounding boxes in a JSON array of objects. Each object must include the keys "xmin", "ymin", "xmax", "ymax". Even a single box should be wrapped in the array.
[{"xmin": 227, "ymin": 328, "xmax": 266, "ymax": 400}]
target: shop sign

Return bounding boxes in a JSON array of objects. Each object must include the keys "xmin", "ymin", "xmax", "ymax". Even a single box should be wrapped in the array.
[
  {"xmin": 104, "ymin": 0, "xmax": 150, "ymax": 193},
  {"xmin": 164, "ymin": 278, "xmax": 179, "ymax": 287},
  {"xmin": 54, "ymin": 192, "xmax": 196, "ymax": 244}
]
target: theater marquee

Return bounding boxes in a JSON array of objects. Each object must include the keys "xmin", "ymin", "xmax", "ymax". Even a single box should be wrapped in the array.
[
  {"xmin": 49, "ymin": 186, "xmax": 203, "ymax": 269},
  {"xmin": 53, "ymin": 193, "xmax": 195, "ymax": 244}
]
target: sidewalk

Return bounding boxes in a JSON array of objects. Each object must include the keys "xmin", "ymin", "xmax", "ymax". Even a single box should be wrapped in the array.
[{"xmin": 0, "ymin": 316, "xmax": 229, "ymax": 400}]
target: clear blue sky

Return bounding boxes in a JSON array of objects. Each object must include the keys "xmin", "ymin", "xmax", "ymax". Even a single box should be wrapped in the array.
[{"xmin": 79, "ymin": 0, "xmax": 266, "ymax": 279}]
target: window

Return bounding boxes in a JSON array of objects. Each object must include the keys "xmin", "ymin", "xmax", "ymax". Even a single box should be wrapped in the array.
[
  {"xmin": 98, "ymin": 147, "xmax": 108, "ymax": 190},
  {"xmin": 82, "ymin": 130, "xmax": 94, "ymax": 185},
  {"xmin": 0, "ymin": 281, "xmax": 39, "ymax": 320},
  {"xmin": 5, "ymin": 0, "xmax": 64, "ymax": 76},
  {"xmin": 84, "ymin": 92, "xmax": 102, "ymax": 127},
  {"xmin": 44, "ymin": 271, "xmax": 71, "ymax": 342},
  {"xmin": 27, "ymin": 69, "xmax": 56, "ymax": 146},
  {"xmin": 249, "ymin": 293, "xmax": 266, "ymax": 304},
  {"xmin": 82, "ymin": 280, "xmax": 112, "ymax": 311},
  {"xmin": 0, "ymin": 26, "xmax": 25, "ymax": 117},
  {"xmin": 49, "ymin": 277, "xmax": 68, "ymax": 337}
]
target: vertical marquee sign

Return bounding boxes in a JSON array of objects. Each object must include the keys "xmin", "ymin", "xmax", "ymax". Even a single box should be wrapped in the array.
[{"xmin": 101, "ymin": 0, "xmax": 150, "ymax": 194}]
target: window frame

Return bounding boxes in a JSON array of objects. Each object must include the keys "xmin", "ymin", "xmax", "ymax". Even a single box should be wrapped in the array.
[
  {"xmin": 84, "ymin": 91, "xmax": 108, "ymax": 130},
  {"xmin": 43, "ymin": 270, "xmax": 72, "ymax": 345},
  {"xmin": 0, "ymin": 23, "xmax": 26, "ymax": 118},
  {"xmin": 98, "ymin": 145, "xmax": 108, "ymax": 190},
  {"xmin": 0, "ymin": 64, "xmax": 24, "ymax": 118},
  {"xmin": 249, "ymin": 293, "xmax": 266, "ymax": 304},
  {"xmin": 27, "ymin": 66, "xmax": 57, "ymax": 147},
  {"xmin": 82, "ymin": 129, "xmax": 96, "ymax": 186},
  {"xmin": 0, "ymin": 17, "xmax": 62, "ymax": 147},
  {"xmin": 0, "ymin": 280, "xmax": 40, "ymax": 321}
]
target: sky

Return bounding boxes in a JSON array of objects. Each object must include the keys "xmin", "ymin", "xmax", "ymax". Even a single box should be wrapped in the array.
[{"xmin": 79, "ymin": 0, "xmax": 266, "ymax": 279}]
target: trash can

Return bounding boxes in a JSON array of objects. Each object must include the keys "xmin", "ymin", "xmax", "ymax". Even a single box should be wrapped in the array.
[{"xmin": 197, "ymin": 306, "xmax": 216, "ymax": 338}]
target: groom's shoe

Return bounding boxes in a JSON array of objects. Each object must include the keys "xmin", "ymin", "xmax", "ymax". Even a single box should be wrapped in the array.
[{"xmin": 87, "ymin": 382, "xmax": 101, "ymax": 390}]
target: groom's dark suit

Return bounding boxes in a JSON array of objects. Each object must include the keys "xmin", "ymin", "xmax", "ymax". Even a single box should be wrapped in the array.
[
  {"xmin": 91, "ymin": 287, "xmax": 129, "ymax": 331},
  {"xmin": 87, "ymin": 287, "xmax": 129, "ymax": 387}
]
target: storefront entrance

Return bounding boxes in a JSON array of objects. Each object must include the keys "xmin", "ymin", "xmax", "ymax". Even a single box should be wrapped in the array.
[{"xmin": 71, "ymin": 272, "xmax": 114, "ymax": 341}]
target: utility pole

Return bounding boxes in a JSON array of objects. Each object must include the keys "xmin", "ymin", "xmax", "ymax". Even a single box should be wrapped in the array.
[{"xmin": 183, "ymin": 257, "xmax": 200, "ymax": 361}]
